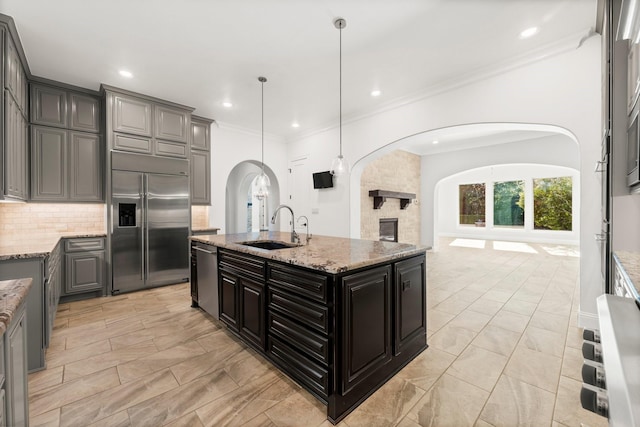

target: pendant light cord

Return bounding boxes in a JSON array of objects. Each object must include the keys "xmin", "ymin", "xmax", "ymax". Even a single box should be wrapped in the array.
[{"xmin": 339, "ymin": 21, "xmax": 343, "ymax": 157}]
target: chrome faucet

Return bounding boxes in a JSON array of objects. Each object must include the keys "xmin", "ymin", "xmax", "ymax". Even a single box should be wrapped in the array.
[
  {"xmin": 297, "ymin": 216, "xmax": 311, "ymax": 244},
  {"xmin": 271, "ymin": 204, "xmax": 299, "ymax": 244}
]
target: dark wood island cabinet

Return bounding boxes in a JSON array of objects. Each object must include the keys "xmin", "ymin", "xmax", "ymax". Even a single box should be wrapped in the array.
[{"xmin": 191, "ymin": 231, "xmax": 427, "ymax": 424}]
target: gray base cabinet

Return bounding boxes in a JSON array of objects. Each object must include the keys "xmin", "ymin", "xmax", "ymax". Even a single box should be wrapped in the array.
[
  {"xmin": 5, "ymin": 304, "xmax": 27, "ymax": 427},
  {"xmin": 61, "ymin": 237, "xmax": 105, "ymax": 300}
]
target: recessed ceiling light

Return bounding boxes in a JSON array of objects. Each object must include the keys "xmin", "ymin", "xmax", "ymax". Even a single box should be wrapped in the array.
[
  {"xmin": 519, "ymin": 27, "xmax": 539, "ymax": 39},
  {"xmin": 119, "ymin": 70, "xmax": 133, "ymax": 78},
  {"xmin": 371, "ymin": 90, "xmax": 381, "ymax": 97},
  {"xmin": 432, "ymin": 140, "xmax": 439, "ymax": 144},
  {"xmin": 223, "ymin": 102, "xmax": 233, "ymax": 108},
  {"xmin": 291, "ymin": 123, "xmax": 300, "ymax": 128}
]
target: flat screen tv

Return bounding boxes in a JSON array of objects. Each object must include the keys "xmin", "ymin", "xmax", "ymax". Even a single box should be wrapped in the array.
[{"xmin": 313, "ymin": 171, "xmax": 334, "ymax": 189}]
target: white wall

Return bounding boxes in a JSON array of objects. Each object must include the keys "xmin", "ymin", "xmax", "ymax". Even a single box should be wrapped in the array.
[
  {"xmin": 436, "ymin": 163, "xmax": 580, "ymax": 245},
  {"xmin": 210, "ymin": 124, "xmax": 288, "ymax": 234},
  {"xmin": 285, "ymin": 37, "xmax": 602, "ymax": 328}
]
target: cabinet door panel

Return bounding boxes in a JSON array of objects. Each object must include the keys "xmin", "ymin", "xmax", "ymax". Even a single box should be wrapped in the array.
[
  {"xmin": 113, "ymin": 95, "xmax": 152, "ymax": 136},
  {"xmin": 155, "ymin": 105, "xmax": 188, "ymax": 143},
  {"xmin": 70, "ymin": 93, "xmax": 100, "ymax": 133},
  {"xmin": 156, "ymin": 140, "xmax": 187, "ymax": 158},
  {"xmin": 113, "ymin": 133, "xmax": 152, "ymax": 154},
  {"xmin": 190, "ymin": 150, "xmax": 210, "ymax": 205},
  {"xmin": 69, "ymin": 132, "xmax": 103, "ymax": 201},
  {"xmin": 31, "ymin": 126, "xmax": 68, "ymax": 200},
  {"xmin": 6, "ymin": 309, "xmax": 27, "ymax": 427},
  {"xmin": 394, "ymin": 256, "xmax": 426, "ymax": 355},
  {"xmin": 31, "ymin": 85, "xmax": 68, "ymax": 128},
  {"xmin": 219, "ymin": 271, "xmax": 238, "ymax": 331},
  {"xmin": 341, "ymin": 265, "xmax": 392, "ymax": 395},
  {"xmin": 4, "ymin": 94, "xmax": 27, "ymax": 199},
  {"xmin": 64, "ymin": 251, "xmax": 104, "ymax": 294},
  {"xmin": 191, "ymin": 120, "xmax": 210, "ymax": 150},
  {"xmin": 4, "ymin": 35, "xmax": 18, "ymax": 97},
  {"xmin": 240, "ymin": 276, "xmax": 265, "ymax": 350}
]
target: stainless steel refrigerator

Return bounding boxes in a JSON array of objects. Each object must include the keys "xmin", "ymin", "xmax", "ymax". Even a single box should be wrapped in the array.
[{"xmin": 111, "ymin": 158, "xmax": 190, "ymax": 294}]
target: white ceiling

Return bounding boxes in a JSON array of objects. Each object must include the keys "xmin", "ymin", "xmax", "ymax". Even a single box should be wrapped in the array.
[{"xmin": 1, "ymin": 0, "xmax": 597, "ymax": 141}]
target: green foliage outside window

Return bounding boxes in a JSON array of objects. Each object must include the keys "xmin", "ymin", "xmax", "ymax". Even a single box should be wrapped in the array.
[
  {"xmin": 459, "ymin": 183, "xmax": 485, "ymax": 225},
  {"xmin": 494, "ymin": 181, "xmax": 524, "ymax": 227},
  {"xmin": 533, "ymin": 177, "xmax": 572, "ymax": 231}
]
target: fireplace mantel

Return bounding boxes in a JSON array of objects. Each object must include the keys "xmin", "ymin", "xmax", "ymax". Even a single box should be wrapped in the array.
[{"xmin": 368, "ymin": 190, "xmax": 416, "ymax": 210}]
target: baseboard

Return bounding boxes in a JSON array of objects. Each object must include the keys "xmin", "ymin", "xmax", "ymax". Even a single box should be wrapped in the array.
[{"xmin": 578, "ymin": 310, "xmax": 600, "ymax": 330}]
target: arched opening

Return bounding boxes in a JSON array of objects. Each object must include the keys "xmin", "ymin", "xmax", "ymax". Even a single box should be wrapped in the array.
[
  {"xmin": 225, "ymin": 161, "xmax": 280, "ymax": 234},
  {"xmin": 350, "ymin": 122, "xmax": 580, "ymax": 249}
]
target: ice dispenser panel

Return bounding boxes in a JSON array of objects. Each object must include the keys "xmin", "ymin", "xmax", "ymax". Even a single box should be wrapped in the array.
[{"xmin": 118, "ymin": 203, "xmax": 136, "ymax": 227}]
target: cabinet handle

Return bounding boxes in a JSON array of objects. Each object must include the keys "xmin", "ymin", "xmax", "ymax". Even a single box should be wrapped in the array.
[
  {"xmin": 193, "ymin": 246, "xmax": 214, "ymax": 255},
  {"xmin": 402, "ymin": 280, "xmax": 411, "ymax": 291}
]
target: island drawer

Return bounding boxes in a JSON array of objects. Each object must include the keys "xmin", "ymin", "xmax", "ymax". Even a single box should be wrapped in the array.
[
  {"xmin": 268, "ymin": 286, "xmax": 329, "ymax": 335},
  {"xmin": 219, "ymin": 249, "xmax": 265, "ymax": 279},
  {"xmin": 268, "ymin": 335, "xmax": 329, "ymax": 400},
  {"xmin": 267, "ymin": 264, "xmax": 329, "ymax": 303},
  {"xmin": 64, "ymin": 238, "xmax": 104, "ymax": 252},
  {"xmin": 268, "ymin": 311, "xmax": 329, "ymax": 365}
]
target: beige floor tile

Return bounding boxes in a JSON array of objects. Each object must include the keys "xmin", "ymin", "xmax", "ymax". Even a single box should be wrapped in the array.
[
  {"xmin": 483, "ymin": 289, "xmax": 514, "ymax": 303},
  {"xmin": 433, "ymin": 295, "xmax": 472, "ymax": 316},
  {"xmin": 395, "ymin": 347, "xmax": 456, "ymax": 391},
  {"xmin": 30, "ymin": 407, "xmax": 60, "ymax": 427},
  {"xmin": 245, "ymin": 414, "xmax": 279, "ymax": 427},
  {"xmin": 448, "ymin": 310, "xmax": 493, "ymax": 333},
  {"xmin": 404, "ymin": 374, "xmax": 489, "ymax": 427},
  {"xmin": 474, "ymin": 419, "xmax": 494, "ymax": 427},
  {"xmin": 29, "ymin": 365, "xmax": 64, "ymax": 396},
  {"xmin": 264, "ymin": 390, "xmax": 327, "ymax": 427},
  {"xmin": 428, "ymin": 323, "xmax": 477, "ymax": 356},
  {"xmin": 117, "ymin": 341, "xmax": 206, "ymax": 383},
  {"xmin": 479, "ymin": 374, "xmax": 555, "ymax": 427},
  {"xmin": 30, "ymin": 367, "xmax": 121, "ymax": 417},
  {"xmin": 466, "ymin": 298, "xmax": 504, "ymax": 316},
  {"xmin": 162, "ymin": 412, "xmax": 205, "ymax": 427},
  {"xmin": 520, "ymin": 325, "xmax": 566, "ymax": 357},
  {"xmin": 488, "ymin": 310, "xmax": 530, "ymax": 333},
  {"xmin": 426, "ymin": 309, "xmax": 456, "ymax": 332},
  {"xmin": 528, "ymin": 310, "xmax": 569, "ymax": 336},
  {"xmin": 560, "ymin": 346, "xmax": 584, "ymax": 382},
  {"xmin": 342, "ymin": 376, "xmax": 425, "ymax": 427},
  {"xmin": 471, "ymin": 325, "xmax": 521, "ymax": 357},
  {"xmin": 87, "ymin": 410, "xmax": 132, "ymax": 427},
  {"xmin": 45, "ymin": 338, "xmax": 112, "ymax": 369},
  {"xmin": 126, "ymin": 369, "xmax": 239, "ymax": 427},
  {"xmin": 59, "ymin": 368, "xmax": 179, "ymax": 426},
  {"xmin": 446, "ymin": 345, "xmax": 508, "ymax": 391},
  {"xmin": 501, "ymin": 299, "xmax": 538, "ymax": 316},
  {"xmin": 224, "ymin": 350, "xmax": 277, "ymax": 387},
  {"xmin": 195, "ymin": 372, "xmax": 297, "ymax": 427},
  {"xmin": 566, "ymin": 326, "xmax": 584, "ymax": 350},
  {"xmin": 504, "ymin": 346, "xmax": 562, "ymax": 392},
  {"xmin": 553, "ymin": 376, "xmax": 609, "ymax": 427}
]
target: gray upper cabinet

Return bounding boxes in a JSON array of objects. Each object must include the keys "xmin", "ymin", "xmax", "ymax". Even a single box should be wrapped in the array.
[
  {"xmin": 155, "ymin": 105, "xmax": 189, "ymax": 143},
  {"xmin": 70, "ymin": 93, "xmax": 100, "ymax": 133},
  {"xmin": 191, "ymin": 150, "xmax": 211, "ymax": 205},
  {"xmin": 191, "ymin": 118, "xmax": 210, "ymax": 151},
  {"xmin": 31, "ymin": 126, "xmax": 103, "ymax": 202},
  {"xmin": 31, "ymin": 126, "xmax": 68, "ymax": 201},
  {"xmin": 113, "ymin": 94, "xmax": 152, "ymax": 137},
  {"xmin": 190, "ymin": 116, "xmax": 213, "ymax": 205},
  {"xmin": 69, "ymin": 132, "xmax": 102, "ymax": 201},
  {"xmin": 1, "ymin": 21, "xmax": 29, "ymax": 202},
  {"xmin": 31, "ymin": 84, "xmax": 68, "ymax": 128}
]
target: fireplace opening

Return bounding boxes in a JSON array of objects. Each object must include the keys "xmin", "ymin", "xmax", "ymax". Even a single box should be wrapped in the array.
[{"xmin": 379, "ymin": 218, "xmax": 398, "ymax": 242}]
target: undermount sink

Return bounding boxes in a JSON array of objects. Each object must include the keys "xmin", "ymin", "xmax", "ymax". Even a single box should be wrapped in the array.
[{"xmin": 238, "ymin": 240, "xmax": 299, "ymax": 250}]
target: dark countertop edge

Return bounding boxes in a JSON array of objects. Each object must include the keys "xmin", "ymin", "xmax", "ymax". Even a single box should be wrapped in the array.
[
  {"xmin": 0, "ymin": 233, "xmax": 108, "ymax": 261},
  {"xmin": 191, "ymin": 234, "xmax": 427, "ymax": 275},
  {"xmin": 0, "ymin": 278, "xmax": 33, "ymax": 335}
]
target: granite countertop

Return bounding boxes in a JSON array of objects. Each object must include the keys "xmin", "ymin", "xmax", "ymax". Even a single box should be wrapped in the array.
[
  {"xmin": 613, "ymin": 251, "xmax": 640, "ymax": 298},
  {"xmin": 191, "ymin": 231, "xmax": 427, "ymax": 274},
  {"xmin": 0, "ymin": 233, "xmax": 107, "ymax": 261},
  {"xmin": 192, "ymin": 227, "xmax": 221, "ymax": 233},
  {"xmin": 0, "ymin": 278, "xmax": 32, "ymax": 335}
]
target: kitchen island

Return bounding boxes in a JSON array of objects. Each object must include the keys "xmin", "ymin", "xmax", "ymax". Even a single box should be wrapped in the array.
[{"xmin": 191, "ymin": 231, "xmax": 427, "ymax": 424}]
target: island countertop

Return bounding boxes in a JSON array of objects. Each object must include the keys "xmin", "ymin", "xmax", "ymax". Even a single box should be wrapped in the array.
[
  {"xmin": 191, "ymin": 231, "xmax": 427, "ymax": 274},
  {"xmin": 0, "ymin": 278, "xmax": 32, "ymax": 335}
]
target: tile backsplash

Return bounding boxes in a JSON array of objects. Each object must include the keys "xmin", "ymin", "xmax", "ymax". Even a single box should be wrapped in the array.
[
  {"xmin": 0, "ymin": 203, "xmax": 106, "ymax": 246},
  {"xmin": 191, "ymin": 205, "xmax": 210, "ymax": 229}
]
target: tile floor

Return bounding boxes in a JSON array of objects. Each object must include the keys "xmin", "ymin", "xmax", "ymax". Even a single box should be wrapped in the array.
[{"xmin": 28, "ymin": 238, "xmax": 609, "ymax": 426}]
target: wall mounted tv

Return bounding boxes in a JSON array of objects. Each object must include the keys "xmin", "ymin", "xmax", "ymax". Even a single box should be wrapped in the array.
[{"xmin": 313, "ymin": 171, "xmax": 334, "ymax": 189}]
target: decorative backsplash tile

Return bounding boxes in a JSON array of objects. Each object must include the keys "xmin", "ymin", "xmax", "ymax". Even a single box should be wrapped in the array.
[{"xmin": 191, "ymin": 205, "xmax": 210, "ymax": 229}]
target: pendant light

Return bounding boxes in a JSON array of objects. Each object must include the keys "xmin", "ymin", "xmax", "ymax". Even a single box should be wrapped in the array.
[
  {"xmin": 330, "ymin": 17, "xmax": 350, "ymax": 177},
  {"xmin": 253, "ymin": 76, "xmax": 271, "ymax": 200}
]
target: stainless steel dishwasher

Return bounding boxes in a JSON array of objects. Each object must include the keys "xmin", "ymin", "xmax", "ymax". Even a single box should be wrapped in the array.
[{"xmin": 193, "ymin": 243, "xmax": 219, "ymax": 319}]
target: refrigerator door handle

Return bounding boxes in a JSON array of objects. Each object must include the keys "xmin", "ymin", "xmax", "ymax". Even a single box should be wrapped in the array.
[
  {"xmin": 140, "ymin": 174, "xmax": 146, "ymax": 282},
  {"xmin": 144, "ymin": 174, "xmax": 150, "ymax": 282}
]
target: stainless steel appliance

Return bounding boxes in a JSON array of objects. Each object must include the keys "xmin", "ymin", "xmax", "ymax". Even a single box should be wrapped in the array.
[
  {"xmin": 111, "ymin": 153, "xmax": 190, "ymax": 294},
  {"xmin": 193, "ymin": 242, "xmax": 219, "ymax": 319}
]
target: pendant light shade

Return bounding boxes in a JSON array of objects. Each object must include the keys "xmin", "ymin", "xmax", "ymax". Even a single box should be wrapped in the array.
[
  {"xmin": 330, "ymin": 17, "xmax": 350, "ymax": 177},
  {"xmin": 253, "ymin": 76, "xmax": 271, "ymax": 200}
]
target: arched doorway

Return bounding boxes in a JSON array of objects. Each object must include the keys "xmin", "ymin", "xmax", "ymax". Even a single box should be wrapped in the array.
[{"xmin": 225, "ymin": 161, "xmax": 280, "ymax": 234}]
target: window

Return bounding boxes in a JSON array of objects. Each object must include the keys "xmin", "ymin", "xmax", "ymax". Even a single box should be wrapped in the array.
[
  {"xmin": 459, "ymin": 183, "xmax": 485, "ymax": 226},
  {"xmin": 493, "ymin": 180, "xmax": 524, "ymax": 227},
  {"xmin": 533, "ymin": 177, "xmax": 572, "ymax": 231}
]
